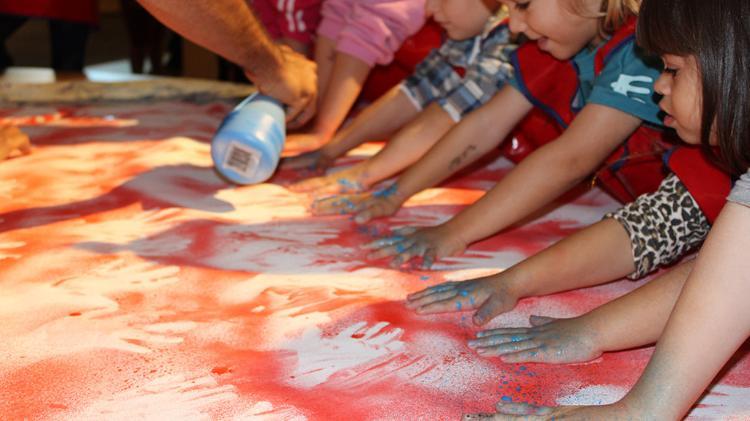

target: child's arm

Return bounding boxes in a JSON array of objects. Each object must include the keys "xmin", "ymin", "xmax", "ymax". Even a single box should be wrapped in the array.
[
  {"xmin": 488, "ymin": 202, "xmax": 750, "ymax": 420},
  {"xmin": 290, "ymin": 102, "xmax": 456, "ymax": 194},
  {"xmin": 312, "ymin": 84, "xmax": 533, "ymax": 220},
  {"xmin": 406, "ymin": 172, "xmax": 709, "ymax": 325},
  {"xmin": 467, "ymin": 260, "xmax": 692, "ymax": 363},
  {"xmin": 286, "ymin": 51, "xmax": 371, "ymax": 147},
  {"xmin": 405, "ymin": 218, "xmax": 634, "ymax": 325},
  {"xmin": 284, "ymin": 85, "xmax": 421, "ymax": 171},
  {"xmin": 612, "ymin": 202, "xmax": 750, "ymax": 419},
  {"xmin": 371, "ymin": 103, "xmax": 643, "ymax": 265}
]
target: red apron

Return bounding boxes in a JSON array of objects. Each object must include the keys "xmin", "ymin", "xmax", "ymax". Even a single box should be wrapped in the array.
[
  {"xmin": 665, "ymin": 146, "xmax": 732, "ymax": 223},
  {"xmin": 504, "ymin": 17, "xmax": 674, "ymax": 203}
]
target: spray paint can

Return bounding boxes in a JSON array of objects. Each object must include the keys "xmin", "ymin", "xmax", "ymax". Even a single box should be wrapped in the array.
[{"xmin": 211, "ymin": 93, "xmax": 286, "ymax": 184}]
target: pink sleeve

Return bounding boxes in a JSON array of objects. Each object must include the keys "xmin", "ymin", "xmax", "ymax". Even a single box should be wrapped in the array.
[
  {"xmin": 317, "ymin": 0, "xmax": 351, "ymax": 41},
  {"xmin": 321, "ymin": 0, "xmax": 427, "ymax": 67}
]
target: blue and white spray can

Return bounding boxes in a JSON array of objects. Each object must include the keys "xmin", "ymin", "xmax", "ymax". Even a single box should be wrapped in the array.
[{"xmin": 211, "ymin": 93, "xmax": 286, "ymax": 184}]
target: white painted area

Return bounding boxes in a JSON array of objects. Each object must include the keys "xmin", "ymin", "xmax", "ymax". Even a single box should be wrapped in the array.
[
  {"xmin": 689, "ymin": 384, "xmax": 750, "ymax": 419},
  {"xmin": 65, "ymin": 208, "xmax": 185, "ymax": 244},
  {"xmin": 79, "ymin": 374, "xmax": 238, "ymax": 420},
  {"xmin": 0, "ymin": 257, "xmax": 185, "ymax": 369},
  {"xmin": 0, "ymin": 178, "xmax": 20, "ymax": 199},
  {"xmin": 0, "ymin": 241, "xmax": 24, "ymax": 260},
  {"xmin": 205, "ymin": 220, "xmax": 361, "ymax": 274},
  {"xmin": 556, "ymin": 384, "xmax": 628, "ymax": 406},
  {"xmin": 231, "ymin": 401, "xmax": 307, "ymax": 421},
  {"xmin": 284, "ymin": 321, "xmax": 406, "ymax": 389},
  {"xmin": 217, "ymin": 270, "xmax": 404, "ymax": 348}
]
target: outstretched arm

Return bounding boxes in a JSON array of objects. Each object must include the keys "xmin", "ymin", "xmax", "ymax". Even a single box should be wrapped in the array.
[
  {"xmin": 439, "ymin": 104, "xmax": 641, "ymax": 250},
  {"xmin": 406, "ymin": 218, "xmax": 635, "ymax": 325},
  {"xmin": 617, "ymin": 202, "xmax": 750, "ymax": 419},
  {"xmin": 283, "ymin": 85, "xmax": 421, "ymax": 172},
  {"xmin": 482, "ymin": 202, "xmax": 750, "ymax": 420},
  {"xmin": 369, "ymin": 103, "xmax": 642, "ymax": 266},
  {"xmin": 137, "ymin": 0, "xmax": 317, "ymax": 123},
  {"xmin": 309, "ymin": 85, "xmax": 532, "ymax": 220}
]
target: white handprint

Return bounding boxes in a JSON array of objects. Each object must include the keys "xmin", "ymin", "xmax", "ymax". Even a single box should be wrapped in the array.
[
  {"xmin": 284, "ymin": 321, "xmax": 405, "ymax": 388},
  {"xmin": 0, "ymin": 241, "xmax": 24, "ymax": 261},
  {"xmin": 58, "ymin": 258, "xmax": 180, "ymax": 294},
  {"xmin": 80, "ymin": 373, "xmax": 238, "ymax": 420},
  {"xmin": 66, "ymin": 208, "xmax": 184, "ymax": 244}
]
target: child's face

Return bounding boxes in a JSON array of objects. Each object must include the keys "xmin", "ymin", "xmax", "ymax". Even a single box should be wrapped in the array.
[
  {"xmin": 425, "ymin": 0, "xmax": 494, "ymax": 41},
  {"xmin": 654, "ymin": 55, "xmax": 708, "ymax": 145},
  {"xmin": 498, "ymin": 0, "xmax": 600, "ymax": 60}
]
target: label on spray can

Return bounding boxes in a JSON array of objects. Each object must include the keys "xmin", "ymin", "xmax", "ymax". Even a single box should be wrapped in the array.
[{"xmin": 223, "ymin": 141, "xmax": 261, "ymax": 179}]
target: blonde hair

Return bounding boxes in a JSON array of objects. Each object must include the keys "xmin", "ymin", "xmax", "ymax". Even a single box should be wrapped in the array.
[{"xmin": 570, "ymin": 0, "xmax": 641, "ymax": 37}]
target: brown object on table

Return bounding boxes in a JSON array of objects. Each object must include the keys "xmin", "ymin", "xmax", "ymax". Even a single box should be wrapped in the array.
[{"xmin": 0, "ymin": 77, "xmax": 254, "ymax": 105}]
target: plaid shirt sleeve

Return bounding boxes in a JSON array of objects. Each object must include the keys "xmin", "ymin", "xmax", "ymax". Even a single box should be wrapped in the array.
[
  {"xmin": 399, "ymin": 37, "xmax": 469, "ymax": 113},
  {"xmin": 438, "ymin": 24, "xmax": 517, "ymax": 122}
]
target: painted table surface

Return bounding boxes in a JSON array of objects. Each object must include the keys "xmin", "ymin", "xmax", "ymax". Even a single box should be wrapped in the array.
[{"xmin": 0, "ymin": 101, "xmax": 748, "ymax": 420}]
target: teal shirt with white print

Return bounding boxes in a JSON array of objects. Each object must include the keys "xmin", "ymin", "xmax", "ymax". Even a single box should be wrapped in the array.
[{"xmin": 510, "ymin": 37, "xmax": 664, "ymax": 126}]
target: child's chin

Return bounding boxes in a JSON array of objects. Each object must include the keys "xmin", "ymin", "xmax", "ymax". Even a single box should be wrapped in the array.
[{"xmin": 447, "ymin": 30, "xmax": 473, "ymax": 41}]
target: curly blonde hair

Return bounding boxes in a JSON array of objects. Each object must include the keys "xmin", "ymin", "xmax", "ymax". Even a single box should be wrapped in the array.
[{"xmin": 570, "ymin": 0, "xmax": 641, "ymax": 37}]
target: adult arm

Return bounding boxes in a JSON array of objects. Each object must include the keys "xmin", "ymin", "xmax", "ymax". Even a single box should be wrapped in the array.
[{"xmin": 137, "ymin": 0, "xmax": 317, "ymax": 123}]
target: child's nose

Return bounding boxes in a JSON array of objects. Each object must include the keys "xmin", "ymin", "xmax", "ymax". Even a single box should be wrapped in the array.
[
  {"xmin": 507, "ymin": 8, "xmax": 528, "ymax": 34},
  {"xmin": 654, "ymin": 73, "xmax": 671, "ymax": 96}
]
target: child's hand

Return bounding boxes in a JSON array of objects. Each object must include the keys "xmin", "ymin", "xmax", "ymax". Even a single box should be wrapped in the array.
[
  {"xmin": 281, "ymin": 149, "xmax": 335, "ymax": 172},
  {"xmin": 467, "ymin": 315, "xmax": 601, "ymax": 362},
  {"xmin": 0, "ymin": 125, "xmax": 31, "ymax": 160},
  {"xmin": 463, "ymin": 404, "xmax": 587, "ymax": 420},
  {"xmin": 405, "ymin": 275, "xmax": 520, "ymax": 326},
  {"xmin": 310, "ymin": 183, "xmax": 404, "ymax": 223},
  {"xmin": 290, "ymin": 166, "xmax": 366, "ymax": 195},
  {"xmin": 363, "ymin": 225, "xmax": 468, "ymax": 269},
  {"xmin": 463, "ymin": 400, "xmax": 632, "ymax": 420}
]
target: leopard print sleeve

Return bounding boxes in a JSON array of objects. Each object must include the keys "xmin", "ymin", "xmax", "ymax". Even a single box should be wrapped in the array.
[{"xmin": 604, "ymin": 173, "xmax": 711, "ymax": 279}]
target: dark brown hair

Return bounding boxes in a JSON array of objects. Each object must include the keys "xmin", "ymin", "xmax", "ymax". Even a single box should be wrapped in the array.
[{"xmin": 637, "ymin": 0, "xmax": 750, "ymax": 175}]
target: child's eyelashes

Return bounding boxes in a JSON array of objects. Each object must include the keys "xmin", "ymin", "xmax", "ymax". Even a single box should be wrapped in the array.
[
  {"xmin": 513, "ymin": 1, "xmax": 530, "ymax": 11},
  {"xmin": 663, "ymin": 67, "xmax": 679, "ymax": 76}
]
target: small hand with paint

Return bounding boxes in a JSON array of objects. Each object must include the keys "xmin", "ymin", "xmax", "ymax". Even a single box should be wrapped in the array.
[
  {"xmin": 311, "ymin": 183, "xmax": 404, "ymax": 223},
  {"xmin": 463, "ymin": 400, "xmax": 632, "ymax": 420},
  {"xmin": 363, "ymin": 225, "xmax": 468, "ymax": 268},
  {"xmin": 405, "ymin": 274, "xmax": 520, "ymax": 326},
  {"xmin": 290, "ymin": 165, "xmax": 367, "ymax": 195},
  {"xmin": 0, "ymin": 125, "xmax": 31, "ymax": 160},
  {"xmin": 467, "ymin": 315, "xmax": 601, "ymax": 362},
  {"xmin": 281, "ymin": 148, "xmax": 335, "ymax": 173}
]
